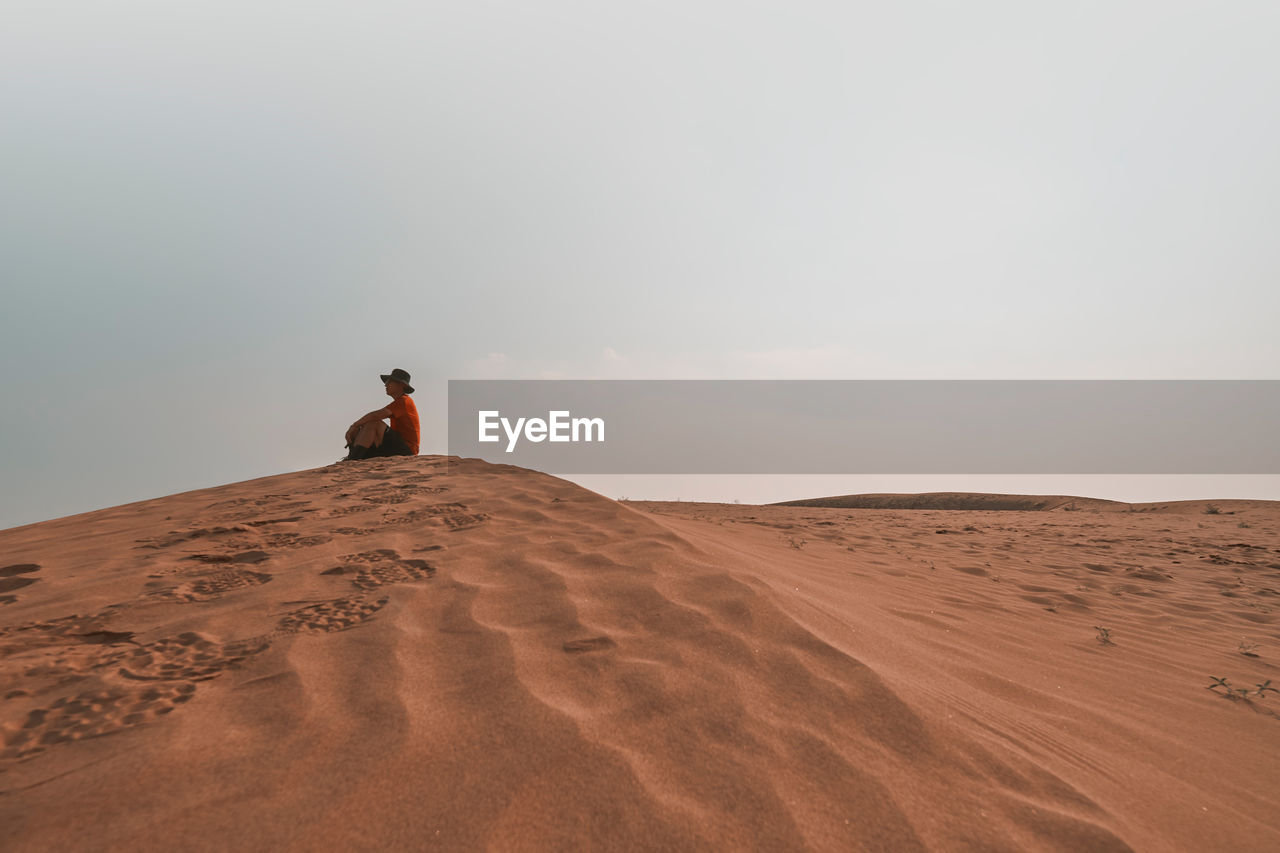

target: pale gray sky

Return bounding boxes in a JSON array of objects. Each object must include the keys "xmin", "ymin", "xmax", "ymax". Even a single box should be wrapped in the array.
[{"xmin": 3, "ymin": 2, "xmax": 1279, "ymax": 528}]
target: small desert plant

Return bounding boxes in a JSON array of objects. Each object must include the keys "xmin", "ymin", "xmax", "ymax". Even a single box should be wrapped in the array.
[
  {"xmin": 787, "ymin": 537, "xmax": 807, "ymax": 550},
  {"xmin": 1237, "ymin": 520, "xmax": 1251, "ymax": 528},
  {"xmin": 1208, "ymin": 677, "xmax": 1276, "ymax": 701},
  {"xmin": 1238, "ymin": 639, "xmax": 1260, "ymax": 657},
  {"xmin": 1207, "ymin": 677, "xmax": 1249, "ymax": 700},
  {"xmin": 1204, "ymin": 503, "xmax": 1221, "ymax": 515},
  {"xmin": 1095, "ymin": 626, "xmax": 1113, "ymax": 645}
]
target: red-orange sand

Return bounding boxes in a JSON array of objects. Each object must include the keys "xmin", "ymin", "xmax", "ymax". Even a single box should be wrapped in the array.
[{"xmin": 2, "ymin": 456, "xmax": 1278, "ymax": 851}]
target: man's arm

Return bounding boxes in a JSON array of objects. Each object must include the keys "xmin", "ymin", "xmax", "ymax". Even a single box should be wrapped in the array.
[{"xmin": 346, "ymin": 406, "xmax": 394, "ymax": 444}]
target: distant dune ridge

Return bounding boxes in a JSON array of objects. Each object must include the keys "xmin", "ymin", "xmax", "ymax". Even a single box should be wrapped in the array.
[
  {"xmin": 775, "ymin": 491, "xmax": 1280, "ymax": 514},
  {"xmin": 2, "ymin": 458, "xmax": 1278, "ymax": 851}
]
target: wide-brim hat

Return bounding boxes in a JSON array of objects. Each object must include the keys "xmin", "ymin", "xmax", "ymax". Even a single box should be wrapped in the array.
[{"xmin": 380, "ymin": 368, "xmax": 414, "ymax": 394}]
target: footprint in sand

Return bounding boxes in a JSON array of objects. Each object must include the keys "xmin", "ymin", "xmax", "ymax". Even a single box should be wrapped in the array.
[
  {"xmin": 2, "ymin": 622, "xmax": 271, "ymax": 766},
  {"xmin": 563, "ymin": 636, "xmax": 617, "ymax": 654},
  {"xmin": 279, "ymin": 549, "xmax": 440, "ymax": 634},
  {"xmin": 360, "ymin": 493, "xmax": 413, "ymax": 505},
  {"xmin": 328, "ymin": 504, "xmax": 378, "ymax": 517},
  {"xmin": 0, "ymin": 607, "xmax": 129, "ymax": 644},
  {"xmin": 320, "ymin": 550, "xmax": 436, "ymax": 592},
  {"xmin": 198, "ymin": 497, "xmax": 313, "ymax": 522},
  {"xmin": 136, "ymin": 514, "xmax": 308, "ymax": 551},
  {"xmin": 6, "ymin": 632, "xmax": 137, "ymax": 682},
  {"xmin": 439, "ymin": 512, "xmax": 487, "ymax": 531},
  {"xmin": 264, "ymin": 533, "xmax": 332, "ymax": 549},
  {"xmin": 2, "ymin": 682, "xmax": 199, "ymax": 763},
  {"xmin": 333, "ymin": 526, "xmax": 377, "ymax": 537},
  {"xmin": 181, "ymin": 536, "xmax": 328, "ymax": 568},
  {"xmin": 274, "ymin": 595, "xmax": 389, "ymax": 634},
  {"xmin": 377, "ymin": 502, "xmax": 489, "ymax": 530},
  {"xmin": 183, "ymin": 549, "xmax": 271, "ymax": 565},
  {"xmin": 242, "ymin": 515, "xmax": 308, "ymax": 528},
  {"xmin": 330, "ymin": 501, "xmax": 484, "ymax": 531},
  {"xmin": 135, "ymin": 525, "xmax": 253, "ymax": 550},
  {"xmin": 0, "ymin": 564, "xmax": 40, "ymax": 601},
  {"xmin": 355, "ymin": 484, "xmax": 450, "ymax": 506},
  {"xmin": 0, "ymin": 563, "xmax": 40, "ymax": 579},
  {"xmin": 146, "ymin": 568, "xmax": 273, "ymax": 603},
  {"xmin": 5, "ymin": 622, "xmax": 267, "ymax": 685},
  {"xmin": 118, "ymin": 632, "xmax": 269, "ymax": 681}
]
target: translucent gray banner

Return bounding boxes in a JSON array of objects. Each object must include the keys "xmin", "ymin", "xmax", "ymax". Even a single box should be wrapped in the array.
[{"xmin": 446, "ymin": 380, "xmax": 1280, "ymax": 474}]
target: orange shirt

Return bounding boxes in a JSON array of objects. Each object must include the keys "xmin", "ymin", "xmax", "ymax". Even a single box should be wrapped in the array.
[{"xmin": 387, "ymin": 394, "xmax": 420, "ymax": 454}]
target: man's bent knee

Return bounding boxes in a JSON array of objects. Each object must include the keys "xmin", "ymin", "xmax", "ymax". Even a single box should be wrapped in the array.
[{"xmin": 355, "ymin": 421, "xmax": 387, "ymax": 447}]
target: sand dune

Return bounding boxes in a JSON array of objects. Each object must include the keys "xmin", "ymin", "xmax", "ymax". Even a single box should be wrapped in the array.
[
  {"xmin": 3, "ymin": 458, "xmax": 1278, "ymax": 851},
  {"xmin": 775, "ymin": 491, "xmax": 1280, "ymax": 514}
]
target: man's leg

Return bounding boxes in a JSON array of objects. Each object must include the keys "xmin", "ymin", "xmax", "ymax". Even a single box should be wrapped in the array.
[
  {"xmin": 353, "ymin": 421, "xmax": 387, "ymax": 449},
  {"xmin": 378, "ymin": 427, "xmax": 415, "ymax": 457}
]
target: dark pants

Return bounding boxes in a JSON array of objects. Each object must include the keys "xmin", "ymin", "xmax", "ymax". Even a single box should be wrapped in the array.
[{"xmin": 347, "ymin": 427, "xmax": 414, "ymax": 460}]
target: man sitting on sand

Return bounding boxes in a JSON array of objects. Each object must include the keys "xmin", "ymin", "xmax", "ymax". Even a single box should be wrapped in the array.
[{"xmin": 344, "ymin": 368, "xmax": 420, "ymax": 460}]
